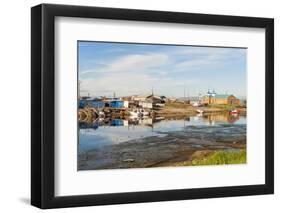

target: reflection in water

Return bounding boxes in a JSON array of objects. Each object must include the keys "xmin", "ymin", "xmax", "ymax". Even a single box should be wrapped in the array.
[
  {"xmin": 79, "ymin": 113, "xmax": 246, "ymax": 153},
  {"xmin": 204, "ymin": 113, "xmax": 241, "ymax": 125}
]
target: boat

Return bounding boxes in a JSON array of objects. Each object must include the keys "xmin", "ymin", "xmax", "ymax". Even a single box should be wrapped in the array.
[
  {"xmin": 196, "ymin": 109, "xmax": 204, "ymax": 114},
  {"xmin": 154, "ymin": 116, "xmax": 165, "ymax": 121},
  {"xmin": 98, "ymin": 111, "xmax": 105, "ymax": 118},
  {"xmin": 129, "ymin": 109, "xmax": 150, "ymax": 117},
  {"xmin": 229, "ymin": 109, "xmax": 238, "ymax": 115},
  {"xmin": 129, "ymin": 109, "xmax": 142, "ymax": 117}
]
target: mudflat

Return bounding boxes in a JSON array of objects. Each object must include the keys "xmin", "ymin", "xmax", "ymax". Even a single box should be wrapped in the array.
[{"xmin": 78, "ymin": 124, "xmax": 246, "ymax": 170}]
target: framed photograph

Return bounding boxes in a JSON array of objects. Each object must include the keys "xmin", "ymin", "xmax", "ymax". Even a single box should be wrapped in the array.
[{"xmin": 31, "ymin": 4, "xmax": 274, "ymax": 209}]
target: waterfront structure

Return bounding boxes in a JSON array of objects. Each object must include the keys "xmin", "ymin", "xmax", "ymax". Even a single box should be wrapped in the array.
[
  {"xmin": 139, "ymin": 100, "xmax": 153, "ymax": 109},
  {"xmin": 79, "ymin": 94, "xmax": 167, "ymax": 110},
  {"xmin": 92, "ymin": 100, "xmax": 106, "ymax": 108},
  {"xmin": 201, "ymin": 90, "xmax": 240, "ymax": 105},
  {"xmin": 79, "ymin": 100, "xmax": 86, "ymax": 108},
  {"xmin": 187, "ymin": 96, "xmax": 201, "ymax": 106},
  {"xmin": 132, "ymin": 94, "xmax": 165, "ymax": 108},
  {"xmin": 123, "ymin": 100, "xmax": 139, "ymax": 108},
  {"xmin": 124, "ymin": 100, "xmax": 129, "ymax": 108},
  {"xmin": 109, "ymin": 100, "xmax": 124, "ymax": 108},
  {"xmin": 132, "ymin": 95, "xmax": 149, "ymax": 102},
  {"xmin": 79, "ymin": 98, "xmax": 105, "ymax": 108}
]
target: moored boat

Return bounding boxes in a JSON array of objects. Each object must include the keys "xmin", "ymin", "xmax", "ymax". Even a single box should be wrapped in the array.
[
  {"xmin": 129, "ymin": 109, "xmax": 142, "ymax": 117},
  {"xmin": 129, "ymin": 109, "xmax": 150, "ymax": 117},
  {"xmin": 196, "ymin": 109, "xmax": 204, "ymax": 114},
  {"xmin": 229, "ymin": 109, "xmax": 238, "ymax": 115}
]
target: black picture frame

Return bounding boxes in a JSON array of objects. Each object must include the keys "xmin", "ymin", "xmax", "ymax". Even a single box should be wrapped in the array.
[{"xmin": 31, "ymin": 3, "xmax": 274, "ymax": 209}]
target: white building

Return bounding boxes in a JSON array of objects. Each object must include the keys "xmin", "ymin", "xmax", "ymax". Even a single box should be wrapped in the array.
[
  {"xmin": 124, "ymin": 100, "xmax": 129, "ymax": 108},
  {"xmin": 139, "ymin": 101, "xmax": 153, "ymax": 109}
]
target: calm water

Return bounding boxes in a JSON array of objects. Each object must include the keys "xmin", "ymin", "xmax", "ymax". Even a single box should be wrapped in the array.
[{"xmin": 79, "ymin": 113, "xmax": 246, "ymax": 153}]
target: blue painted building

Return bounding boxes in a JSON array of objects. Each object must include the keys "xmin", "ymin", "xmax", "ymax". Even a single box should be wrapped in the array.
[
  {"xmin": 79, "ymin": 99, "xmax": 105, "ymax": 108},
  {"xmin": 109, "ymin": 100, "xmax": 124, "ymax": 108},
  {"xmin": 91, "ymin": 100, "xmax": 105, "ymax": 108},
  {"xmin": 79, "ymin": 100, "xmax": 86, "ymax": 108},
  {"xmin": 79, "ymin": 99, "xmax": 124, "ymax": 109}
]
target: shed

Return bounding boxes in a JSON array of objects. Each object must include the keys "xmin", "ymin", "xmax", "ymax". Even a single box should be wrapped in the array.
[
  {"xmin": 79, "ymin": 100, "xmax": 86, "ymax": 108},
  {"xmin": 139, "ymin": 101, "xmax": 153, "ymax": 109},
  {"xmin": 91, "ymin": 100, "xmax": 105, "ymax": 108},
  {"xmin": 110, "ymin": 100, "xmax": 124, "ymax": 108}
]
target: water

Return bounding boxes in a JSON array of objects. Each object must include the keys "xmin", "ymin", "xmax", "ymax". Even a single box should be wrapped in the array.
[{"xmin": 79, "ymin": 113, "xmax": 246, "ymax": 153}]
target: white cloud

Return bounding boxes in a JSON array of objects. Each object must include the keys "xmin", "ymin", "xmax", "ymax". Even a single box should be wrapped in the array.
[
  {"xmin": 80, "ymin": 70, "xmax": 199, "ymax": 97},
  {"xmin": 176, "ymin": 58, "xmax": 217, "ymax": 70},
  {"xmin": 80, "ymin": 72, "xmax": 155, "ymax": 97},
  {"xmin": 174, "ymin": 47, "xmax": 245, "ymax": 70},
  {"xmin": 175, "ymin": 47, "xmax": 229, "ymax": 55},
  {"xmin": 100, "ymin": 53, "xmax": 169, "ymax": 73},
  {"xmin": 79, "ymin": 46, "xmax": 246, "ymax": 97}
]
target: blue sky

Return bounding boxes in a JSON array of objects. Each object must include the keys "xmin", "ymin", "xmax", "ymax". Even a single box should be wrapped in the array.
[{"xmin": 78, "ymin": 41, "xmax": 247, "ymax": 98}]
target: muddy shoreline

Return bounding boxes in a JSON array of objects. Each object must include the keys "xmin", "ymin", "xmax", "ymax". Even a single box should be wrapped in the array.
[{"xmin": 78, "ymin": 124, "xmax": 246, "ymax": 170}]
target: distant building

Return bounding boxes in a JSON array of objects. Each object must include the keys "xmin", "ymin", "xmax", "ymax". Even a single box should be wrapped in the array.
[
  {"xmin": 120, "ymin": 96, "xmax": 133, "ymax": 101},
  {"xmin": 132, "ymin": 94, "xmax": 165, "ymax": 108},
  {"xmin": 132, "ymin": 95, "xmax": 148, "ymax": 102},
  {"xmin": 79, "ymin": 98, "xmax": 105, "ymax": 108},
  {"xmin": 109, "ymin": 100, "xmax": 124, "ymax": 108},
  {"xmin": 139, "ymin": 101, "xmax": 153, "ymax": 109},
  {"xmin": 187, "ymin": 96, "xmax": 201, "ymax": 106},
  {"xmin": 122, "ymin": 100, "xmax": 138, "ymax": 108},
  {"xmin": 124, "ymin": 100, "xmax": 129, "ymax": 108},
  {"xmin": 79, "ymin": 100, "xmax": 86, "ymax": 108},
  {"xmin": 91, "ymin": 100, "xmax": 106, "ymax": 108},
  {"xmin": 201, "ymin": 89, "xmax": 240, "ymax": 105}
]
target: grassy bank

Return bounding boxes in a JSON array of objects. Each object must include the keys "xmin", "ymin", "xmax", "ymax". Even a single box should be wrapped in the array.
[
  {"xmin": 191, "ymin": 149, "xmax": 246, "ymax": 166},
  {"xmin": 208, "ymin": 104, "xmax": 237, "ymax": 110},
  {"xmin": 156, "ymin": 102, "xmax": 197, "ymax": 116},
  {"xmin": 208, "ymin": 104, "xmax": 246, "ymax": 111}
]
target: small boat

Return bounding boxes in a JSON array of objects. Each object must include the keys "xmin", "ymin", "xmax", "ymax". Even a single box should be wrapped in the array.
[
  {"xmin": 129, "ymin": 109, "xmax": 142, "ymax": 117},
  {"xmin": 196, "ymin": 109, "xmax": 204, "ymax": 114},
  {"xmin": 154, "ymin": 116, "xmax": 165, "ymax": 121},
  {"xmin": 229, "ymin": 109, "xmax": 238, "ymax": 115},
  {"xmin": 129, "ymin": 109, "xmax": 149, "ymax": 117},
  {"xmin": 98, "ymin": 111, "xmax": 105, "ymax": 118}
]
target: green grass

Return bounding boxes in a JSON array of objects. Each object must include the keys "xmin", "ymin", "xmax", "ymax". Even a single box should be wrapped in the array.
[
  {"xmin": 191, "ymin": 149, "xmax": 246, "ymax": 166},
  {"xmin": 165, "ymin": 102, "xmax": 191, "ymax": 109},
  {"xmin": 208, "ymin": 104, "xmax": 238, "ymax": 110}
]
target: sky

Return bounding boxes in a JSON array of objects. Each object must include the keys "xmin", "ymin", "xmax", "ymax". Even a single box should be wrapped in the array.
[{"xmin": 78, "ymin": 41, "xmax": 247, "ymax": 98}]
